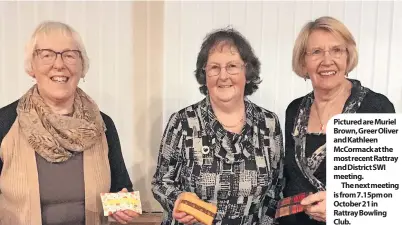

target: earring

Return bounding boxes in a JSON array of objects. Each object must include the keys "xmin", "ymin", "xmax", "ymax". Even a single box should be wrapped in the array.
[
  {"xmin": 82, "ymin": 77, "xmax": 86, "ymax": 83},
  {"xmin": 304, "ymin": 74, "xmax": 309, "ymax": 81}
]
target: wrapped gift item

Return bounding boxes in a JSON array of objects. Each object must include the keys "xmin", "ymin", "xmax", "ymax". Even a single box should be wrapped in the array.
[
  {"xmin": 100, "ymin": 191, "xmax": 142, "ymax": 216},
  {"xmin": 275, "ymin": 192, "xmax": 312, "ymax": 218},
  {"xmin": 176, "ymin": 193, "xmax": 217, "ymax": 225}
]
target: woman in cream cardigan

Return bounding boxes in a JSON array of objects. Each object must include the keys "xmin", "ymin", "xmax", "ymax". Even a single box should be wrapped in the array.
[{"xmin": 0, "ymin": 21, "xmax": 138, "ymax": 225}]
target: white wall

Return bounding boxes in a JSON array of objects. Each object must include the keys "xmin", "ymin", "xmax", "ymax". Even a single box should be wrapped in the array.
[
  {"xmin": 1, "ymin": 1, "xmax": 401, "ymax": 212},
  {"xmin": 163, "ymin": 1, "xmax": 402, "ymax": 129}
]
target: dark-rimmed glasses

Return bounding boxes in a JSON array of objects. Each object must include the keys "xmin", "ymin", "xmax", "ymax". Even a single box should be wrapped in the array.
[{"xmin": 34, "ymin": 49, "xmax": 82, "ymax": 65}]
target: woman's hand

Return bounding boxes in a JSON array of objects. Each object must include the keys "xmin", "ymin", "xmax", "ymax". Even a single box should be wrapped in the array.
[
  {"xmin": 109, "ymin": 188, "xmax": 140, "ymax": 224},
  {"xmin": 173, "ymin": 192, "xmax": 198, "ymax": 225},
  {"xmin": 301, "ymin": 191, "xmax": 326, "ymax": 222}
]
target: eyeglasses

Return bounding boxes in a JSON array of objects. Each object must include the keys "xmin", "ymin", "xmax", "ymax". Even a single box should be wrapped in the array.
[
  {"xmin": 203, "ymin": 62, "xmax": 246, "ymax": 76},
  {"xmin": 305, "ymin": 46, "xmax": 347, "ymax": 61},
  {"xmin": 34, "ymin": 49, "xmax": 82, "ymax": 65}
]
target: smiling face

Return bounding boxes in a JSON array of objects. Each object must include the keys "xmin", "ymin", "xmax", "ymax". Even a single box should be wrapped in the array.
[
  {"xmin": 30, "ymin": 31, "xmax": 83, "ymax": 104},
  {"xmin": 205, "ymin": 43, "xmax": 246, "ymax": 103},
  {"xmin": 303, "ymin": 29, "xmax": 348, "ymax": 91}
]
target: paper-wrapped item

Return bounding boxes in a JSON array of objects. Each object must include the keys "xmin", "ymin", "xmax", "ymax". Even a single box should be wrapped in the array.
[{"xmin": 100, "ymin": 191, "xmax": 142, "ymax": 216}]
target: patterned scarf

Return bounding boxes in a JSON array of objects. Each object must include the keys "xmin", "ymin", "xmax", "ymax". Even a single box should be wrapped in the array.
[
  {"xmin": 292, "ymin": 79, "xmax": 368, "ymax": 191},
  {"xmin": 16, "ymin": 85, "xmax": 106, "ymax": 163}
]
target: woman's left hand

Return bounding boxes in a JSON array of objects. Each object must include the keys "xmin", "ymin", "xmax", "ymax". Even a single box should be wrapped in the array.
[
  {"xmin": 109, "ymin": 188, "xmax": 140, "ymax": 224},
  {"xmin": 300, "ymin": 191, "xmax": 326, "ymax": 222}
]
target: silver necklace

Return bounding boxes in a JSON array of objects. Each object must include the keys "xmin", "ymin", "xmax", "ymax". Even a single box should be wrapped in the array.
[{"xmin": 314, "ymin": 87, "xmax": 344, "ymax": 134}]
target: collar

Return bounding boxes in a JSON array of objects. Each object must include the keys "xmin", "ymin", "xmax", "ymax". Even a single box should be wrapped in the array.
[{"xmin": 199, "ymin": 96, "xmax": 255, "ymax": 163}]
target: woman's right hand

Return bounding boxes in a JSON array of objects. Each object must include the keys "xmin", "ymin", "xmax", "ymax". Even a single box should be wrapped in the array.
[{"xmin": 173, "ymin": 192, "xmax": 199, "ymax": 225}]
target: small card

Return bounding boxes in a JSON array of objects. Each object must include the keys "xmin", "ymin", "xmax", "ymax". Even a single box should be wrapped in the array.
[
  {"xmin": 100, "ymin": 191, "xmax": 142, "ymax": 216},
  {"xmin": 275, "ymin": 192, "xmax": 312, "ymax": 218}
]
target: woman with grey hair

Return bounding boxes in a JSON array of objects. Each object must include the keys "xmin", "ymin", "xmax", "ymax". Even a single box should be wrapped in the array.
[
  {"xmin": 151, "ymin": 27, "xmax": 284, "ymax": 225},
  {"xmin": 0, "ymin": 21, "xmax": 137, "ymax": 225}
]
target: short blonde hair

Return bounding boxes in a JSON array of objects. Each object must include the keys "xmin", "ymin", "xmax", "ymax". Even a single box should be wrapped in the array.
[
  {"xmin": 292, "ymin": 16, "xmax": 358, "ymax": 78},
  {"xmin": 24, "ymin": 21, "xmax": 90, "ymax": 76}
]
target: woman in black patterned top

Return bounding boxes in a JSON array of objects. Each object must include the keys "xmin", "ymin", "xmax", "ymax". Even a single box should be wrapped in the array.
[
  {"xmin": 151, "ymin": 28, "xmax": 284, "ymax": 225},
  {"xmin": 279, "ymin": 16, "xmax": 395, "ymax": 225}
]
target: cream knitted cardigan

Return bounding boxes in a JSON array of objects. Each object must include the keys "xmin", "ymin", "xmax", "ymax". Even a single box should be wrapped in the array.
[{"xmin": 0, "ymin": 120, "xmax": 111, "ymax": 225}]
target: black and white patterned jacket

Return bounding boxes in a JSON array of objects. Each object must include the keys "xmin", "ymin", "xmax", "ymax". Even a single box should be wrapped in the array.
[{"xmin": 151, "ymin": 97, "xmax": 284, "ymax": 225}]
